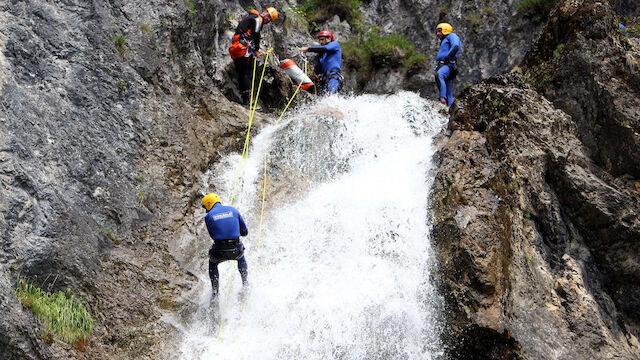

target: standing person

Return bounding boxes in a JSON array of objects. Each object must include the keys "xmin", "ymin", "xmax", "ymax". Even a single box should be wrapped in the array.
[
  {"xmin": 201, "ymin": 193, "xmax": 249, "ymax": 299},
  {"xmin": 229, "ymin": 7, "xmax": 278, "ymax": 107},
  {"xmin": 434, "ymin": 23, "xmax": 461, "ymax": 106},
  {"xmin": 300, "ymin": 30, "xmax": 343, "ymax": 94}
]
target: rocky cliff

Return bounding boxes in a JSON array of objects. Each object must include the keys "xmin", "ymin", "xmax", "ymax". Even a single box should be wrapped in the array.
[
  {"xmin": 2, "ymin": 0, "xmax": 637, "ymax": 359},
  {"xmin": 431, "ymin": 0, "xmax": 640, "ymax": 358}
]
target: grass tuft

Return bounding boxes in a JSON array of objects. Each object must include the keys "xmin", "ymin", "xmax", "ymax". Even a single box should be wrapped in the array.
[
  {"xmin": 14, "ymin": 279, "xmax": 94, "ymax": 345},
  {"xmin": 112, "ymin": 35, "xmax": 128, "ymax": 55}
]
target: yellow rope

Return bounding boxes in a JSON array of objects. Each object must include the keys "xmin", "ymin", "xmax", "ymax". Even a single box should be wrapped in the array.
[
  {"xmin": 217, "ymin": 49, "xmax": 272, "ymax": 343},
  {"xmin": 229, "ymin": 49, "xmax": 272, "ymax": 206},
  {"xmin": 234, "ymin": 58, "xmax": 309, "ymax": 341}
]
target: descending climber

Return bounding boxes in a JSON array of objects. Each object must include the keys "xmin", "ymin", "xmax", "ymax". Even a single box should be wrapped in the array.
[
  {"xmin": 300, "ymin": 30, "xmax": 343, "ymax": 94},
  {"xmin": 434, "ymin": 23, "xmax": 461, "ymax": 106},
  {"xmin": 202, "ymin": 193, "xmax": 249, "ymax": 299},
  {"xmin": 229, "ymin": 7, "xmax": 278, "ymax": 107}
]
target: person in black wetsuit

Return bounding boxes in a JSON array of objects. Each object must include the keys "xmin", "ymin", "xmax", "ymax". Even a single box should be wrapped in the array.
[{"xmin": 228, "ymin": 7, "xmax": 278, "ymax": 107}]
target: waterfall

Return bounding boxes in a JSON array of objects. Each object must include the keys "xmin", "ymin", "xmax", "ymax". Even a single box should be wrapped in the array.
[{"xmin": 176, "ymin": 92, "xmax": 448, "ymax": 359}]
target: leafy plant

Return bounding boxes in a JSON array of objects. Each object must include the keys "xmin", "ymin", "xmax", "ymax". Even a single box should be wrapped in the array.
[
  {"xmin": 515, "ymin": 0, "xmax": 560, "ymax": 24},
  {"xmin": 14, "ymin": 279, "xmax": 95, "ymax": 346},
  {"xmin": 112, "ymin": 35, "xmax": 128, "ymax": 55}
]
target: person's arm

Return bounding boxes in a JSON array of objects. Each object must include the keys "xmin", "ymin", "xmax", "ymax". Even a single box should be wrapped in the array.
[
  {"xmin": 252, "ymin": 17, "xmax": 261, "ymax": 52},
  {"xmin": 308, "ymin": 41, "xmax": 339, "ymax": 55},
  {"xmin": 435, "ymin": 38, "xmax": 450, "ymax": 61},
  {"xmin": 444, "ymin": 35, "xmax": 460, "ymax": 62},
  {"xmin": 238, "ymin": 213, "xmax": 248, "ymax": 236}
]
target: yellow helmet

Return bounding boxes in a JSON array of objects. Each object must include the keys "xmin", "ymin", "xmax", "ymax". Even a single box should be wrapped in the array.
[
  {"xmin": 436, "ymin": 23, "xmax": 453, "ymax": 35},
  {"xmin": 202, "ymin": 193, "xmax": 221, "ymax": 211},
  {"xmin": 266, "ymin": 7, "xmax": 278, "ymax": 21}
]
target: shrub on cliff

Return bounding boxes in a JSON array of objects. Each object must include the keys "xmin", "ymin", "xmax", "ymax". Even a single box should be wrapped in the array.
[
  {"xmin": 298, "ymin": 0, "xmax": 363, "ymax": 32},
  {"xmin": 15, "ymin": 279, "xmax": 95, "ymax": 347},
  {"xmin": 343, "ymin": 30, "xmax": 429, "ymax": 87},
  {"xmin": 516, "ymin": 0, "xmax": 560, "ymax": 23}
]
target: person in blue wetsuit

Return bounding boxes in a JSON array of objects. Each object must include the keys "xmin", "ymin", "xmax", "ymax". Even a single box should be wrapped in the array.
[
  {"xmin": 201, "ymin": 193, "xmax": 248, "ymax": 299},
  {"xmin": 435, "ymin": 23, "xmax": 461, "ymax": 106},
  {"xmin": 301, "ymin": 30, "xmax": 343, "ymax": 94}
]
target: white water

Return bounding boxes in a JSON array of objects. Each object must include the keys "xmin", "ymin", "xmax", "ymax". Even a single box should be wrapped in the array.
[{"xmin": 177, "ymin": 92, "xmax": 448, "ymax": 360}]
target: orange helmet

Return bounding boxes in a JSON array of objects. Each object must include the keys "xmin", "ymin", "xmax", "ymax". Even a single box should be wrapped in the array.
[{"xmin": 265, "ymin": 7, "xmax": 278, "ymax": 21}]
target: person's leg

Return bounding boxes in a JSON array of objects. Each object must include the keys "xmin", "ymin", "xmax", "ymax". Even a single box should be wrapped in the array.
[
  {"xmin": 327, "ymin": 77, "xmax": 340, "ymax": 94},
  {"xmin": 446, "ymin": 78, "xmax": 454, "ymax": 106},
  {"xmin": 208, "ymin": 248, "xmax": 222, "ymax": 297},
  {"xmin": 437, "ymin": 66, "xmax": 451, "ymax": 104},
  {"xmin": 234, "ymin": 57, "xmax": 252, "ymax": 105},
  {"xmin": 237, "ymin": 256, "xmax": 248, "ymax": 286}
]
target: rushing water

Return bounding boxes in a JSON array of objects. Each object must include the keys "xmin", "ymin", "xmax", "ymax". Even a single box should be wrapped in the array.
[{"xmin": 176, "ymin": 92, "xmax": 448, "ymax": 360}]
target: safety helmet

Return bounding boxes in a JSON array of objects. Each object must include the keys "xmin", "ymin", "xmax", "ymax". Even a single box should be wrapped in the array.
[
  {"xmin": 202, "ymin": 193, "xmax": 221, "ymax": 211},
  {"xmin": 317, "ymin": 30, "xmax": 334, "ymax": 41},
  {"xmin": 436, "ymin": 23, "xmax": 453, "ymax": 35},
  {"xmin": 266, "ymin": 7, "xmax": 278, "ymax": 21}
]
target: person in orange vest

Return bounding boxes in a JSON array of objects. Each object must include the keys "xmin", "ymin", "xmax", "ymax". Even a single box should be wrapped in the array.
[{"xmin": 228, "ymin": 7, "xmax": 278, "ymax": 107}]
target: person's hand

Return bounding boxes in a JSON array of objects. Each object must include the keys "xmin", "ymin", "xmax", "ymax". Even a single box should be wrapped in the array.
[
  {"xmin": 300, "ymin": 47, "xmax": 309, "ymax": 54},
  {"xmin": 255, "ymin": 49, "xmax": 265, "ymax": 56}
]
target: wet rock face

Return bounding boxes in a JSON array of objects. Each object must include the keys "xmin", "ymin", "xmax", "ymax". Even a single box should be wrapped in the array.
[{"xmin": 432, "ymin": 72, "xmax": 640, "ymax": 359}]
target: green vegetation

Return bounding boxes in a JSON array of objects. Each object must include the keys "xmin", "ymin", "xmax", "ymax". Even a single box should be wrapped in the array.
[
  {"xmin": 139, "ymin": 23, "xmax": 156, "ymax": 38},
  {"xmin": 482, "ymin": 6, "xmax": 495, "ymax": 18},
  {"xmin": 133, "ymin": 173, "xmax": 145, "ymax": 183},
  {"xmin": 298, "ymin": 0, "xmax": 363, "ymax": 33},
  {"xmin": 99, "ymin": 228, "xmax": 121, "ymax": 245},
  {"xmin": 184, "ymin": 0, "xmax": 197, "ymax": 16},
  {"xmin": 116, "ymin": 79, "xmax": 127, "ymax": 92},
  {"xmin": 619, "ymin": 16, "xmax": 640, "ymax": 38},
  {"xmin": 14, "ymin": 279, "xmax": 94, "ymax": 345},
  {"xmin": 183, "ymin": 78, "xmax": 198, "ymax": 94},
  {"xmin": 466, "ymin": 13, "xmax": 483, "ymax": 33},
  {"xmin": 436, "ymin": 6, "xmax": 449, "ymax": 21},
  {"xmin": 284, "ymin": 6, "xmax": 310, "ymax": 33},
  {"xmin": 509, "ymin": 179, "xmax": 519, "ymax": 193},
  {"xmin": 112, "ymin": 35, "xmax": 128, "ymax": 55},
  {"xmin": 515, "ymin": 0, "xmax": 560, "ymax": 24},
  {"xmin": 136, "ymin": 186, "xmax": 146, "ymax": 205},
  {"xmin": 553, "ymin": 43, "xmax": 565, "ymax": 59},
  {"xmin": 343, "ymin": 30, "xmax": 428, "ymax": 73}
]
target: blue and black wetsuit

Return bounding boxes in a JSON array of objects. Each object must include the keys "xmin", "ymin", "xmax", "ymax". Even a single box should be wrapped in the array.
[
  {"xmin": 307, "ymin": 41, "xmax": 343, "ymax": 94},
  {"xmin": 204, "ymin": 202, "xmax": 249, "ymax": 296},
  {"xmin": 435, "ymin": 33, "xmax": 461, "ymax": 105}
]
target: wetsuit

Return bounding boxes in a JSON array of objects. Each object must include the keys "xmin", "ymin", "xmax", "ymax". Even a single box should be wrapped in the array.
[
  {"xmin": 229, "ymin": 11, "xmax": 264, "ymax": 105},
  {"xmin": 204, "ymin": 202, "xmax": 249, "ymax": 297},
  {"xmin": 307, "ymin": 41, "xmax": 343, "ymax": 94},
  {"xmin": 435, "ymin": 33, "xmax": 461, "ymax": 105}
]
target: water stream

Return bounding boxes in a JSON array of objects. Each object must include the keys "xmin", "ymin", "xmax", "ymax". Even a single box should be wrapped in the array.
[{"xmin": 176, "ymin": 92, "xmax": 448, "ymax": 359}]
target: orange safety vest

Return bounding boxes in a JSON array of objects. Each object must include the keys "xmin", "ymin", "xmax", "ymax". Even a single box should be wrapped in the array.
[{"xmin": 229, "ymin": 10, "xmax": 263, "ymax": 59}]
